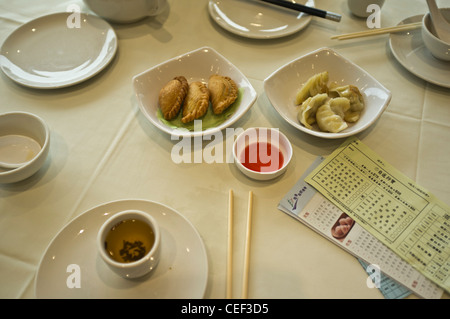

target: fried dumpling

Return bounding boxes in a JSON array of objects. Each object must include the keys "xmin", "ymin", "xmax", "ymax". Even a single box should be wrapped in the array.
[
  {"xmin": 295, "ymin": 71, "xmax": 329, "ymax": 105},
  {"xmin": 159, "ymin": 76, "xmax": 189, "ymax": 120},
  {"xmin": 208, "ymin": 74, "xmax": 238, "ymax": 114},
  {"xmin": 298, "ymin": 93, "xmax": 329, "ymax": 129},
  {"xmin": 316, "ymin": 101, "xmax": 348, "ymax": 133},
  {"xmin": 182, "ymin": 81, "xmax": 210, "ymax": 123}
]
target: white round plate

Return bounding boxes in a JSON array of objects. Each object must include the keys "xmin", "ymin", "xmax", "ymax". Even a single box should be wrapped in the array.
[
  {"xmin": 389, "ymin": 15, "xmax": 450, "ymax": 88},
  {"xmin": 208, "ymin": 0, "xmax": 315, "ymax": 39},
  {"xmin": 35, "ymin": 199, "xmax": 208, "ymax": 299},
  {"xmin": 0, "ymin": 12, "xmax": 118, "ymax": 89}
]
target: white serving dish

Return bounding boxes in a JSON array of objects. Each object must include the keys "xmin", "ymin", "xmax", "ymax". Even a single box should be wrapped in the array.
[
  {"xmin": 264, "ymin": 47, "xmax": 392, "ymax": 139},
  {"xmin": 133, "ymin": 46, "xmax": 257, "ymax": 138},
  {"xmin": 233, "ymin": 127, "xmax": 292, "ymax": 181},
  {"xmin": 0, "ymin": 112, "xmax": 50, "ymax": 183}
]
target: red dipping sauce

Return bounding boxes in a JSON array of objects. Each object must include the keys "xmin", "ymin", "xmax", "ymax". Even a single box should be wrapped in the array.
[{"xmin": 240, "ymin": 142, "xmax": 284, "ymax": 173}]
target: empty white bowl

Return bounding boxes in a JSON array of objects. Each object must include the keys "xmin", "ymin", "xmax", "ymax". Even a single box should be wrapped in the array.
[
  {"xmin": 264, "ymin": 47, "xmax": 392, "ymax": 139},
  {"xmin": 0, "ymin": 112, "xmax": 50, "ymax": 184},
  {"xmin": 233, "ymin": 127, "xmax": 292, "ymax": 181},
  {"xmin": 422, "ymin": 8, "xmax": 450, "ymax": 61}
]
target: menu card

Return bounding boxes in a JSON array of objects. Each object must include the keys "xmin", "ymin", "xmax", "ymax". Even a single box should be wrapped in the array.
[
  {"xmin": 278, "ymin": 156, "xmax": 443, "ymax": 299},
  {"xmin": 304, "ymin": 137, "xmax": 450, "ymax": 294}
]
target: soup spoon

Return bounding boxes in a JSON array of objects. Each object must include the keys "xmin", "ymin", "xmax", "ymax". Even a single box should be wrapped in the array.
[{"xmin": 426, "ymin": 0, "xmax": 450, "ymax": 44}]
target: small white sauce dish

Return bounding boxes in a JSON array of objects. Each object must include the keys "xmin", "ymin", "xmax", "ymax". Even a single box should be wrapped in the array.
[
  {"xmin": 0, "ymin": 112, "xmax": 50, "ymax": 184},
  {"xmin": 233, "ymin": 127, "xmax": 293, "ymax": 181},
  {"xmin": 422, "ymin": 8, "xmax": 450, "ymax": 62},
  {"xmin": 97, "ymin": 210, "xmax": 161, "ymax": 279}
]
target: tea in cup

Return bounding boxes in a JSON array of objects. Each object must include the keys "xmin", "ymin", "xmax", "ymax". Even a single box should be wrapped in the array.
[
  {"xmin": 97, "ymin": 210, "xmax": 161, "ymax": 278},
  {"xmin": 83, "ymin": 0, "xmax": 168, "ymax": 24}
]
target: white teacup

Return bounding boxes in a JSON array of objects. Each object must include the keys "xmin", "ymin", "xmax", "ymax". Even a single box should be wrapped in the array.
[
  {"xmin": 422, "ymin": 8, "xmax": 450, "ymax": 61},
  {"xmin": 84, "ymin": 0, "xmax": 168, "ymax": 24},
  {"xmin": 97, "ymin": 210, "xmax": 161, "ymax": 279},
  {"xmin": 347, "ymin": 0, "xmax": 385, "ymax": 18}
]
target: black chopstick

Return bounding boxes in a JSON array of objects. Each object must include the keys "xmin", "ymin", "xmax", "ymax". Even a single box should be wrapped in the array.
[{"xmin": 260, "ymin": 0, "xmax": 341, "ymax": 22}]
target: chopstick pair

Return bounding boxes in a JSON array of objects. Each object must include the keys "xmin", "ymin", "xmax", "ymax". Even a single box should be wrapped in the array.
[
  {"xmin": 331, "ymin": 22, "xmax": 422, "ymax": 40},
  {"xmin": 260, "ymin": 0, "xmax": 341, "ymax": 22},
  {"xmin": 227, "ymin": 189, "xmax": 253, "ymax": 299}
]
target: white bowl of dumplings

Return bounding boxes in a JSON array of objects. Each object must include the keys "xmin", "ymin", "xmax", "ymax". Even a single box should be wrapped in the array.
[{"xmin": 264, "ymin": 47, "xmax": 392, "ymax": 139}]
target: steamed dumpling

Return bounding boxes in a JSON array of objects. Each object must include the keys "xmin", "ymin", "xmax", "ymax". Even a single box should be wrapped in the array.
[
  {"xmin": 329, "ymin": 97, "xmax": 350, "ymax": 118},
  {"xmin": 316, "ymin": 100, "xmax": 348, "ymax": 133},
  {"xmin": 298, "ymin": 93, "xmax": 329, "ymax": 129},
  {"xmin": 295, "ymin": 71, "xmax": 329, "ymax": 105},
  {"xmin": 329, "ymin": 84, "xmax": 365, "ymax": 122}
]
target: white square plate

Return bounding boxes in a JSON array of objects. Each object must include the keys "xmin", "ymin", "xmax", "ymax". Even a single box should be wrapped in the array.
[
  {"xmin": 133, "ymin": 47, "xmax": 257, "ymax": 137},
  {"xmin": 264, "ymin": 47, "xmax": 392, "ymax": 139}
]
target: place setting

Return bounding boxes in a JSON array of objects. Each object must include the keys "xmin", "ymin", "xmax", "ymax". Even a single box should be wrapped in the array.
[
  {"xmin": 35, "ymin": 199, "xmax": 208, "ymax": 299},
  {"xmin": 331, "ymin": 0, "xmax": 450, "ymax": 88}
]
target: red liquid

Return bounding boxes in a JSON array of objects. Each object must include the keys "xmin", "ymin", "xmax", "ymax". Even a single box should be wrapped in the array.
[{"xmin": 240, "ymin": 142, "xmax": 284, "ymax": 173}]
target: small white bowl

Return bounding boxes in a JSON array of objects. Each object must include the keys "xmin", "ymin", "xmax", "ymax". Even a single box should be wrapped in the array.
[
  {"xmin": 97, "ymin": 210, "xmax": 161, "ymax": 279},
  {"xmin": 84, "ymin": 0, "xmax": 168, "ymax": 24},
  {"xmin": 422, "ymin": 8, "xmax": 450, "ymax": 62},
  {"xmin": 233, "ymin": 127, "xmax": 292, "ymax": 181},
  {"xmin": 0, "ymin": 112, "xmax": 50, "ymax": 184},
  {"xmin": 264, "ymin": 47, "xmax": 392, "ymax": 139},
  {"xmin": 133, "ymin": 46, "xmax": 257, "ymax": 138}
]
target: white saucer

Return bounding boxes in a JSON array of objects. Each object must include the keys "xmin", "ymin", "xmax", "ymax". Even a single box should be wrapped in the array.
[
  {"xmin": 35, "ymin": 199, "xmax": 208, "ymax": 299},
  {"xmin": 208, "ymin": 0, "xmax": 314, "ymax": 39},
  {"xmin": 0, "ymin": 12, "xmax": 118, "ymax": 89},
  {"xmin": 389, "ymin": 14, "xmax": 450, "ymax": 88}
]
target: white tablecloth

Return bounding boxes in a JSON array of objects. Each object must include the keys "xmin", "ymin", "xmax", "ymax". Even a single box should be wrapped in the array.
[{"xmin": 1, "ymin": 0, "xmax": 449, "ymax": 299}]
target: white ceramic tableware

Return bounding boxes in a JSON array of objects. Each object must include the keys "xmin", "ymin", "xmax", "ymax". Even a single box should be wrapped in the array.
[
  {"xmin": 35, "ymin": 199, "xmax": 208, "ymax": 298},
  {"xmin": 97, "ymin": 210, "xmax": 161, "ymax": 279},
  {"xmin": 133, "ymin": 46, "xmax": 257, "ymax": 138},
  {"xmin": 264, "ymin": 47, "xmax": 392, "ymax": 139},
  {"xmin": 233, "ymin": 128, "xmax": 292, "ymax": 181},
  {"xmin": 84, "ymin": 0, "xmax": 168, "ymax": 24},
  {"xmin": 422, "ymin": 8, "xmax": 450, "ymax": 61},
  {"xmin": 389, "ymin": 14, "xmax": 450, "ymax": 88},
  {"xmin": 0, "ymin": 112, "xmax": 50, "ymax": 184},
  {"xmin": 208, "ymin": 0, "xmax": 315, "ymax": 39},
  {"xmin": 347, "ymin": 0, "xmax": 385, "ymax": 18},
  {"xmin": 0, "ymin": 12, "xmax": 117, "ymax": 89}
]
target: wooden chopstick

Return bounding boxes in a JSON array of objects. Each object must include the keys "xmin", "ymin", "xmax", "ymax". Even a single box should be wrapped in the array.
[
  {"xmin": 241, "ymin": 191, "xmax": 253, "ymax": 299},
  {"xmin": 226, "ymin": 189, "xmax": 234, "ymax": 299},
  {"xmin": 331, "ymin": 22, "xmax": 422, "ymax": 40}
]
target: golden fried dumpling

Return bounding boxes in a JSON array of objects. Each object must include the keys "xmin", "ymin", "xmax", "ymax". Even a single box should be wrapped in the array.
[
  {"xmin": 182, "ymin": 81, "xmax": 210, "ymax": 123},
  {"xmin": 158, "ymin": 76, "xmax": 189, "ymax": 120},
  {"xmin": 208, "ymin": 74, "xmax": 238, "ymax": 114}
]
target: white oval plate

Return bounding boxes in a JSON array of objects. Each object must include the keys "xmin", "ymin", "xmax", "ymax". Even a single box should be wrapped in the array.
[
  {"xmin": 0, "ymin": 12, "xmax": 118, "ymax": 89},
  {"xmin": 133, "ymin": 46, "xmax": 257, "ymax": 138},
  {"xmin": 264, "ymin": 48, "xmax": 392, "ymax": 139},
  {"xmin": 389, "ymin": 14, "xmax": 450, "ymax": 88},
  {"xmin": 208, "ymin": 0, "xmax": 314, "ymax": 39},
  {"xmin": 35, "ymin": 199, "xmax": 208, "ymax": 299}
]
